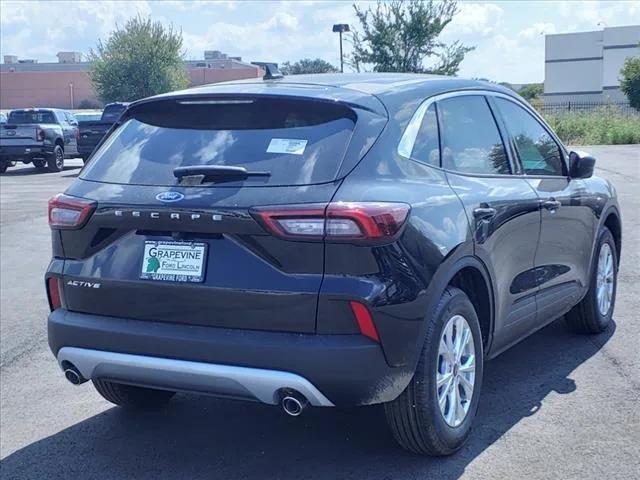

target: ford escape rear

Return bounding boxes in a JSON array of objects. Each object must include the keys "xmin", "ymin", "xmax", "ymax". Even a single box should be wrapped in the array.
[{"xmin": 46, "ymin": 74, "xmax": 621, "ymax": 456}]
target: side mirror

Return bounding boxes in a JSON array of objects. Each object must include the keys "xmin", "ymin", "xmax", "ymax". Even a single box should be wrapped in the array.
[{"xmin": 569, "ymin": 151, "xmax": 596, "ymax": 179}]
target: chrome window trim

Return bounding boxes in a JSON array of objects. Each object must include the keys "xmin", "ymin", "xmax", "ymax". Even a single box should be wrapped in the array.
[{"xmin": 397, "ymin": 89, "xmax": 569, "ymax": 178}]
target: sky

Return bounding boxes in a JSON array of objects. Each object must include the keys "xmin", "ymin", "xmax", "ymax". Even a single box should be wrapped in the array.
[{"xmin": 1, "ymin": 0, "xmax": 639, "ymax": 84}]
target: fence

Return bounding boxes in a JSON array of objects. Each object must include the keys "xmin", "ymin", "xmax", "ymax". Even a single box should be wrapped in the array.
[{"xmin": 538, "ymin": 101, "xmax": 638, "ymax": 116}]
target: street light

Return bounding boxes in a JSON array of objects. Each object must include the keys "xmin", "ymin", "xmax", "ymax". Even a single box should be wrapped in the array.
[{"xmin": 332, "ymin": 23, "xmax": 350, "ymax": 73}]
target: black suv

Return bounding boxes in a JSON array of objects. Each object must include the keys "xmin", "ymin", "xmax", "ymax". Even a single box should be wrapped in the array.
[{"xmin": 46, "ymin": 74, "xmax": 621, "ymax": 456}]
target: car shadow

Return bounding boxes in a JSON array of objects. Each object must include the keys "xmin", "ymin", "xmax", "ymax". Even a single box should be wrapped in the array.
[
  {"xmin": 1, "ymin": 165, "xmax": 80, "ymax": 176},
  {"xmin": 0, "ymin": 318, "xmax": 615, "ymax": 480}
]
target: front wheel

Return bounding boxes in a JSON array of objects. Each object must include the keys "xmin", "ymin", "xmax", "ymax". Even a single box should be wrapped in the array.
[
  {"xmin": 47, "ymin": 145, "xmax": 64, "ymax": 172},
  {"xmin": 566, "ymin": 227, "xmax": 617, "ymax": 333},
  {"xmin": 385, "ymin": 286, "xmax": 483, "ymax": 456}
]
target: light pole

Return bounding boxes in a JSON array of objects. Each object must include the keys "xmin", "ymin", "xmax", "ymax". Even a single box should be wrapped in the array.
[{"xmin": 332, "ymin": 24, "xmax": 350, "ymax": 73}]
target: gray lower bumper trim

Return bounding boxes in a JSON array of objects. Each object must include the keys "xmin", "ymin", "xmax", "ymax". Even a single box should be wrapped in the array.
[{"xmin": 57, "ymin": 347, "xmax": 334, "ymax": 407}]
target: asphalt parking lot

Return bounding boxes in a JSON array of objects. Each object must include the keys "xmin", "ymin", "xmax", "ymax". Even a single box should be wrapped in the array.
[{"xmin": 1, "ymin": 147, "xmax": 639, "ymax": 480}]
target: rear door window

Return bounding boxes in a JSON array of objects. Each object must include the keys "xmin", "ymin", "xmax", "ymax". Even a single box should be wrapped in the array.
[
  {"xmin": 399, "ymin": 103, "xmax": 440, "ymax": 166},
  {"xmin": 80, "ymin": 98, "xmax": 356, "ymax": 187},
  {"xmin": 493, "ymin": 98, "xmax": 565, "ymax": 176},
  {"xmin": 438, "ymin": 96, "xmax": 510, "ymax": 175}
]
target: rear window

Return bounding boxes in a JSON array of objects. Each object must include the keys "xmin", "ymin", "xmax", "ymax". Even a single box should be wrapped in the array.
[
  {"xmin": 74, "ymin": 112, "xmax": 102, "ymax": 122},
  {"xmin": 101, "ymin": 105, "xmax": 127, "ymax": 122},
  {"xmin": 8, "ymin": 110, "xmax": 56, "ymax": 124},
  {"xmin": 81, "ymin": 98, "xmax": 356, "ymax": 187}
]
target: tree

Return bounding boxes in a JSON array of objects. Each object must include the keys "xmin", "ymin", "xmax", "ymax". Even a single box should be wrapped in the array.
[
  {"xmin": 281, "ymin": 58, "xmax": 338, "ymax": 75},
  {"xmin": 620, "ymin": 54, "xmax": 640, "ymax": 110},
  {"xmin": 348, "ymin": 0, "xmax": 474, "ymax": 75},
  {"xmin": 518, "ymin": 83, "xmax": 543, "ymax": 101},
  {"xmin": 89, "ymin": 17, "xmax": 190, "ymax": 103}
]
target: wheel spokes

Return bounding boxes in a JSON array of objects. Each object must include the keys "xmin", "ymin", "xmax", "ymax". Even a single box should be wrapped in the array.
[{"xmin": 437, "ymin": 314, "xmax": 477, "ymax": 427}]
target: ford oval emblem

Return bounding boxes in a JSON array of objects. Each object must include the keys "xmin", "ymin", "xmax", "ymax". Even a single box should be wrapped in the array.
[{"xmin": 156, "ymin": 191, "xmax": 184, "ymax": 202}]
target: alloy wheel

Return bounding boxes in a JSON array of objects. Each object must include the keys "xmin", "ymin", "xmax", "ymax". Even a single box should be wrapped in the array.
[
  {"xmin": 56, "ymin": 148, "xmax": 64, "ymax": 169},
  {"xmin": 437, "ymin": 314, "xmax": 476, "ymax": 428},
  {"xmin": 596, "ymin": 242, "xmax": 615, "ymax": 316}
]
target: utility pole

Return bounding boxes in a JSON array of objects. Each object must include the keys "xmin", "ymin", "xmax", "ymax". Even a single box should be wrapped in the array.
[{"xmin": 332, "ymin": 24, "xmax": 350, "ymax": 73}]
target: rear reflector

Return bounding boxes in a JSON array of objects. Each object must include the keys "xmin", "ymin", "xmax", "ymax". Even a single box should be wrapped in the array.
[
  {"xmin": 251, "ymin": 202, "xmax": 410, "ymax": 244},
  {"xmin": 48, "ymin": 194, "xmax": 96, "ymax": 229},
  {"xmin": 47, "ymin": 277, "xmax": 62, "ymax": 310},
  {"xmin": 350, "ymin": 301, "xmax": 380, "ymax": 342}
]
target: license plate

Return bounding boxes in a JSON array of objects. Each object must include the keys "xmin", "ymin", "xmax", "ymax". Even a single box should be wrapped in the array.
[{"xmin": 140, "ymin": 241, "xmax": 207, "ymax": 283}]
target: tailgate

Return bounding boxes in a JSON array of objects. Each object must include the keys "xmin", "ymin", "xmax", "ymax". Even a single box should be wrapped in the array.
[
  {"xmin": 57, "ymin": 92, "xmax": 385, "ymax": 333},
  {"xmin": 78, "ymin": 122, "xmax": 110, "ymax": 148},
  {"xmin": 0, "ymin": 125, "xmax": 39, "ymax": 146}
]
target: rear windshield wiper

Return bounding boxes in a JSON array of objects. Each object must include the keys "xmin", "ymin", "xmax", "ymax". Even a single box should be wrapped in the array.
[{"xmin": 173, "ymin": 165, "xmax": 271, "ymax": 184}]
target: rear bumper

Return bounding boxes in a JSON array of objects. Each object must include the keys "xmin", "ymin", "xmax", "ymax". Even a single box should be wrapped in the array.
[
  {"xmin": 57, "ymin": 347, "xmax": 334, "ymax": 406},
  {"xmin": 48, "ymin": 309, "xmax": 414, "ymax": 406},
  {"xmin": 0, "ymin": 145, "xmax": 52, "ymax": 161}
]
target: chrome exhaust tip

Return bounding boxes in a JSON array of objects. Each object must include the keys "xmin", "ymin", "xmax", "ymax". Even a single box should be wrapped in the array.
[
  {"xmin": 281, "ymin": 391, "xmax": 309, "ymax": 417},
  {"xmin": 63, "ymin": 364, "xmax": 87, "ymax": 385}
]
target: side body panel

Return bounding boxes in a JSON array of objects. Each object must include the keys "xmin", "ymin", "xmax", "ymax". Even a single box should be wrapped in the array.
[
  {"xmin": 445, "ymin": 172, "xmax": 542, "ymax": 354},
  {"xmin": 326, "ymin": 137, "xmax": 472, "ymax": 368},
  {"xmin": 525, "ymin": 177, "xmax": 597, "ymax": 321}
]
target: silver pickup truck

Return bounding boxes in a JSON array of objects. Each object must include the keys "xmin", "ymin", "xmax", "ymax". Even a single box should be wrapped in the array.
[{"xmin": 0, "ymin": 108, "xmax": 79, "ymax": 173}]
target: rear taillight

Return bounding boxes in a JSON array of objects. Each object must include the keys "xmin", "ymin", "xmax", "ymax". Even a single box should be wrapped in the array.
[
  {"xmin": 47, "ymin": 277, "xmax": 62, "ymax": 310},
  {"xmin": 36, "ymin": 128, "xmax": 45, "ymax": 141},
  {"xmin": 48, "ymin": 193, "xmax": 96, "ymax": 229},
  {"xmin": 75, "ymin": 128, "xmax": 80, "ymax": 142},
  {"xmin": 251, "ymin": 202, "xmax": 410, "ymax": 244}
]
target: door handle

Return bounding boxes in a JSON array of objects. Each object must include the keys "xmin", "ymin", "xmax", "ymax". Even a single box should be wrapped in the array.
[
  {"xmin": 473, "ymin": 206, "xmax": 497, "ymax": 220},
  {"xmin": 542, "ymin": 199, "xmax": 562, "ymax": 211}
]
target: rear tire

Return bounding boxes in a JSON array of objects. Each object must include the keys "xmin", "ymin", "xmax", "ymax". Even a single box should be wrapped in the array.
[
  {"xmin": 33, "ymin": 159, "xmax": 46, "ymax": 170},
  {"xmin": 385, "ymin": 286, "xmax": 483, "ymax": 456},
  {"xmin": 47, "ymin": 145, "xmax": 64, "ymax": 172},
  {"xmin": 93, "ymin": 379, "xmax": 175, "ymax": 409},
  {"xmin": 566, "ymin": 227, "xmax": 617, "ymax": 334}
]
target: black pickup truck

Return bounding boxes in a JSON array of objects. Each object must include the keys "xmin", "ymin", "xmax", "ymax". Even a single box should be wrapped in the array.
[
  {"xmin": 78, "ymin": 103, "xmax": 129, "ymax": 162},
  {"xmin": 0, "ymin": 108, "xmax": 79, "ymax": 173}
]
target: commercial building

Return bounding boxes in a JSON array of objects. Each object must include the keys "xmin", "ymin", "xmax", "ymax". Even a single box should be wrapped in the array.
[
  {"xmin": 543, "ymin": 25, "xmax": 640, "ymax": 103},
  {"xmin": 0, "ymin": 51, "xmax": 263, "ymax": 109}
]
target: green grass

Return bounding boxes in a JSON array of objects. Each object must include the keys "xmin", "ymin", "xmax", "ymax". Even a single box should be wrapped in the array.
[{"xmin": 540, "ymin": 106, "xmax": 640, "ymax": 145}]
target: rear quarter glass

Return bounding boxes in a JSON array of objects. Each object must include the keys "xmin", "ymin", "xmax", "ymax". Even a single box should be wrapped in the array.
[{"xmin": 80, "ymin": 98, "xmax": 356, "ymax": 187}]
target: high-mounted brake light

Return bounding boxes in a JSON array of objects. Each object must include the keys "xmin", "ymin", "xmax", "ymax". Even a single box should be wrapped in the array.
[
  {"xmin": 47, "ymin": 277, "xmax": 62, "ymax": 310},
  {"xmin": 48, "ymin": 193, "xmax": 96, "ymax": 229},
  {"xmin": 251, "ymin": 202, "xmax": 410, "ymax": 244}
]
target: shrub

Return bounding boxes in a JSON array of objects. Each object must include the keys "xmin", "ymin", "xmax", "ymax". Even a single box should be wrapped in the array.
[
  {"xmin": 620, "ymin": 55, "xmax": 640, "ymax": 110},
  {"xmin": 541, "ymin": 106, "xmax": 640, "ymax": 145}
]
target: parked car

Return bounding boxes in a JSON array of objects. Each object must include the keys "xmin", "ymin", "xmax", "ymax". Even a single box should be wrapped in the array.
[
  {"xmin": 45, "ymin": 74, "xmax": 621, "ymax": 456},
  {"xmin": 77, "ymin": 102, "xmax": 129, "ymax": 162},
  {"xmin": 0, "ymin": 108, "xmax": 79, "ymax": 173},
  {"xmin": 73, "ymin": 111, "xmax": 103, "ymax": 123}
]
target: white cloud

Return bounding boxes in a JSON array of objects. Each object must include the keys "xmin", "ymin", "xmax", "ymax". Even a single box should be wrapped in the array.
[
  {"xmin": 0, "ymin": 1, "xmax": 152, "ymax": 58},
  {"xmin": 448, "ymin": 3, "xmax": 504, "ymax": 36},
  {"xmin": 518, "ymin": 22, "xmax": 557, "ymax": 39},
  {"xmin": 558, "ymin": 0, "xmax": 640, "ymax": 27},
  {"xmin": 264, "ymin": 11, "xmax": 299, "ymax": 31}
]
